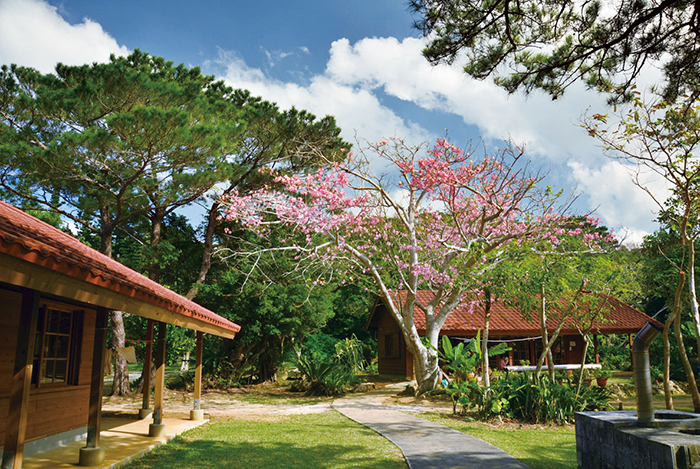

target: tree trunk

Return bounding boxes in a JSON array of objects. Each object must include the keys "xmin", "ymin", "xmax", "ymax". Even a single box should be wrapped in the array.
[
  {"xmin": 110, "ymin": 310, "xmax": 131, "ymax": 396},
  {"xmin": 413, "ymin": 345, "xmax": 440, "ymax": 395},
  {"xmin": 673, "ymin": 272, "xmax": 700, "ymax": 412},
  {"xmin": 575, "ymin": 335, "xmax": 591, "ymax": 395},
  {"xmin": 663, "ymin": 278, "xmax": 680, "ymax": 410},
  {"xmin": 687, "ymin": 239, "xmax": 700, "ymax": 364},
  {"xmin": 482, "ymin": 288, "xmax": 492, "ymax": 387},
  {"xmin": 536, "ymin": 285, "xmax": 552, "ymax": 378},
  {"xmin": 407, "ymin": 325, "xmax": 440, "ymax": 395},
  {"xmin": 148, "ymin": 207, "xmax": 166, "ymax": 283},
  {"xmin": 186, "ymin": 201, "xmax": 220, "ymax": 300},
  {"xmin": 97, "ymin": 217, "xmax": 131, "ymax": 396}
]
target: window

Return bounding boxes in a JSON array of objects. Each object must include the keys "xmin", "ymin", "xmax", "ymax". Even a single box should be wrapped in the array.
[
  {"xmin": 384, "ymin": 334, "xmax": 396, "ymax": 358},
  {"xmin": 32, "ymin": 302, "xmax": 83, "ymax": 387},
  {"xmin": 511, "ymin": 339, "xmax": 531, "ymax": 366}
]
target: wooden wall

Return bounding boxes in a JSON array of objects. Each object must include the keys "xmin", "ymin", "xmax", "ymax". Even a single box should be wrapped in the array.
[
  {"xmin": 376, "ymin": 307, "xmax": 412, "ymax": 377},
  {"xmin": 0, "ymin": 288, "xmax": 96, "ymax": 447},
  {"xmin": 0, "ymin": 288, "xmax": 21, "ymax": 447}
]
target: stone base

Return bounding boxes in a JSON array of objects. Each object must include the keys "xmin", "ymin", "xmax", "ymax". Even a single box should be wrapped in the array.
[
  {"xmin": 138, "ymin": 408, "xmax": 153, "ymax": 419},
  {"xmin": 78, "ymin": 446, "xmax": 105, "ymax": 466},
  {"xmin": 576, "ymin": 411, "xmax": 700, "ymax": 469},
  {"xmin": 148, "ymin": 423, "xmax": 167, "ymax": 438},
  {"xmin": 190, "ymin": 409, "xmax": 204, "ymax": 421}
]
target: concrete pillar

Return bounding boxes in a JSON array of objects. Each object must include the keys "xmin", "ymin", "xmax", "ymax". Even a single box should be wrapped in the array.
[
  {"xmin": 190, "ymin": 331, "xmax": 204, "ymax": 421},
  {"xmin": 1, "ymin": 289, "xmax": 39, "ymax": 469},
  {"xmin": 79, "ymin": 307, "xmax": 108, "ymax": 466},
  {"xmin": 149, "ymin": 322, "xmax": 167, "ymax": 437}
]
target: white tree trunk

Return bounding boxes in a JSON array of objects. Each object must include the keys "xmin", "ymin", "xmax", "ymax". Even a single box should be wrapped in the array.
[
  {"xmin": 482, "ymin": 289, "xmax": 492, "ymax": 387},
  {"xmin": 687, "ymin": 240, "xmax": 700, "ymax": 363}
]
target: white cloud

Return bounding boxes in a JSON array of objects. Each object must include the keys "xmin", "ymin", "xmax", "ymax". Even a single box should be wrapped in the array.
[
  {"xmin": 568, "ymin": 160, "xmax": 668, "ymax": 241},
  {"xmin": 211, "ymin": 37, "xmax": 670, "ymax": 237},
  {"xmin": 211, "ymin": 49, "xmax": 432, "ymax": 146},
  {"xmin": 0, "ymin": 0, "xmax": 128, "ymax": 74},
  {"xmin": 324, "ymin": 36, "xmax": 608, "ymax": 161}
]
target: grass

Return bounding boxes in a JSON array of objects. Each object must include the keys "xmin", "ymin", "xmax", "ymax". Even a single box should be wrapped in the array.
[
  {"xmin": 418, "ymin": 413, "xmax": 577, "ymax": 469},
  {"xmin": 121, "ymin": 411, "xmax": 407, "ymax": 468}
]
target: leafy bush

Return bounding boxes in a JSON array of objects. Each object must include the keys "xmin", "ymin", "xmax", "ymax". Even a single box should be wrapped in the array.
[
  {"xmin": 292, "ymin": 335, "xmax": 368, "ymax": 396},
  {"xmin": 455, "ymin": 372, "xmax": 611, "ymax": 424},
  {"xmin": 166, "ymin": 371, "xmax": 194, "ymax": 391},
  {"xmin": 587, "ymin": 334, "xmax": 632, "ymax": 371},
  {"xmin": 438, "ymin": 332, "xmax": 610, "ymax": 424},
  {"xmin": 334, "ymin": 335, "xmax": 368, "ymax": 372},
  {"xmin": 438, "ymin": 332, "xmax": 510, "ymax": 413},
  {"xmin": 303, "ymin": 333, "xmax": 341, "ymax": 362}
]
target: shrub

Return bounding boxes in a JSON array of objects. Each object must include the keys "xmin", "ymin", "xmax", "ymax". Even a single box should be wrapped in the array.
[
  {"xmin": 456, "ymin": 372, "xmax": 611, "ymax": 424},
  {"xmin": 292, "ymin": 335, "xmax": 367, "ymax": 396},
  {"xmin": 334, "ymin": 335, "xmax": 368, "ymax": 372},
  {"xmin": 166, "ymin": 371, "xmax": 194, "ymax": 391},
  {"xmin": 437, "ymin": 332, "xmax": 510, "ymax": 413}
]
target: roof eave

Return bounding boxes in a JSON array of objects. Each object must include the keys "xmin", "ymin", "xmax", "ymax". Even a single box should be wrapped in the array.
[{"xmin": 0, "ymin": 251, "xmax": 239, "ymax": 339}]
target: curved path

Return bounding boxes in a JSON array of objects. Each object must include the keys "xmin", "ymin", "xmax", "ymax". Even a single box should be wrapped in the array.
[{"xmin": 333, "ymin": 383, "xmax": 530, "ymax": 469}]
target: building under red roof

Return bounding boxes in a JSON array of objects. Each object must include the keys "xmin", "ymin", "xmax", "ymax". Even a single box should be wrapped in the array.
[
  {"xmin": 367, "ymin": 290, "xmax": 659, "ymax": 377},
  {"xmin": 0, "ymin": 201, "xmax": 240, "ymax": 468}
]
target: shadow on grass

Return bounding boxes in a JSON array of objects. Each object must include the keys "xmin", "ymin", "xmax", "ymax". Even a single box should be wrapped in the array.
[
  {"xmin": 125, "ymin": 438, "xmax": 402, "ymax": 468},
  {"xmin": 517, "ymin": 440, "xmax": 577, "ymax": 469},
  {"xmin": 121, "ymin": 414, "xmax": 406, "ymax": 469}
]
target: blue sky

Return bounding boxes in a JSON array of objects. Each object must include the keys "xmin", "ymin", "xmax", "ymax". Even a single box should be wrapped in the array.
[{"xmin": 0, "ymin": 0, "xmax": 669, "ymax": 244}]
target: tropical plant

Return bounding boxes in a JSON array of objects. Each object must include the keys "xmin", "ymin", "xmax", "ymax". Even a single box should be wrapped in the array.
[
  {"xmin": 473, "ymin": 372, "xmax": 612, "ymax": 424},
  {"xmin": 438, "ymin": 332, "xmax": 510, "ymax": 414},
  {"xmin": 334, "ymin": 334, "xmax": 368, "ymax": 373}
]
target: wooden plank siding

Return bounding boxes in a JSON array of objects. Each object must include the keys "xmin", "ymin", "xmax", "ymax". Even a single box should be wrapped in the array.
[
  {"xmin": 375, "ymin": 306, "xmax": 412, "ymax": 377},
  {"xmin": 0, "ymin": 287, "xmax": 96, "ymax": 447}
]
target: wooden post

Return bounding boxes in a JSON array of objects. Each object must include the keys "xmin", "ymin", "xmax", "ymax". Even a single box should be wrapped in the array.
[
  {"xmin": 594, "ymin": 334, "xmax": 600, "ymax": 364},
  {"xmin": 149, "ymin": 322, "xmax": 167, "ymax": 437},
  {"xmin": 139, "ymin": 319, "xmax": 154, "ymax": 419},
  {"xmin": 78, "ymin": 307, "xmax": 108, "ymax": 466},
  {"xmin": 190, "ymin": 331, "xmax": 204, "ymax": 420},
  {"xmin": 2, "ymin": 288, "xmax": 39, "ymax": 469}
]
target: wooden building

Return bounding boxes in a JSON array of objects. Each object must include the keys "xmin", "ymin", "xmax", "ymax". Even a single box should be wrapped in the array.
[
  {"xmin": 367, "ymin": 290, "xmax": 661, "ymax": 378},
  {"xmin": 0, "ymin": 201, "xmax": 241, "ymax": 468}
]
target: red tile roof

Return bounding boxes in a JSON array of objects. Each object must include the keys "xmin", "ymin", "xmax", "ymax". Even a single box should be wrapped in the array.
[
  {"xmin": 0, "ymin": 201, "xmax": 240, "ymax": 336},
  {"xmin": 379, "ymin": 290, "xmax": 660, "ymax": 336}
]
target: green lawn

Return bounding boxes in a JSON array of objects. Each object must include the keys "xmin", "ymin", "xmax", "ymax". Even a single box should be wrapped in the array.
[
  {"xmin": 122, "ymin": 412, "xmax": 407, "ymax": 469},
  {"xmin": 418, "ymin": 413, "xmax": 577, "ymax": 469}
]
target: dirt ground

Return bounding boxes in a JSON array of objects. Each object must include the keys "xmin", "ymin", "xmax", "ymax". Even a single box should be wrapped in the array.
[
  {"xmin": 102, "ymin": 389, "xmax": 330, "ymax": 420},
  {"xmin": 101, "ymin": 381, "xmax": 455, "ymax": 421}
]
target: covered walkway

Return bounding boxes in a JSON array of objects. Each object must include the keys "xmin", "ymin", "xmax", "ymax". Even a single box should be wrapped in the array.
[{"xmin": 20, "ymin": 416, "xmax": 205, "ymax": 469}]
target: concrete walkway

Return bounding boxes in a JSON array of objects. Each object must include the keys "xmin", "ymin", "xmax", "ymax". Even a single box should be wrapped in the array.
[
  {"xmin": 20, "ymin": 417, "xmax": 206, "ymax": 469},
  {"xmin": 333, "ymin": 383, "xmax": 530, "ymax": 469}
]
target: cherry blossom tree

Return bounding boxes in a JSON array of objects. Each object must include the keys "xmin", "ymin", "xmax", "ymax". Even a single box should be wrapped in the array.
[{"xmin": 222, "ymin": 137, "xmax": 573, "ymax": 393}]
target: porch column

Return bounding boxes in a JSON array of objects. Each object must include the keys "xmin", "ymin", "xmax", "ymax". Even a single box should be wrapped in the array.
[
  {"xmin": 139, "ymin": 319, "xmax": 154, "ymax": 419},
  {"xmin": 1, "ymin": 288, "xmax": 39, "ymax": 469},
  {"xmin": 190, "ymin": 331, "xmax": 204, "ymax": 421},
  {"xmin": 149, "ymin": 322, "xmax": 167, "ymax": 437},
  {"xmin": 593, "ymin": 334, "xmax": 600, "ymax": 364},
  {"xmin": 79, "ymin": 307, "xmax": 108, "ymax": 466}
]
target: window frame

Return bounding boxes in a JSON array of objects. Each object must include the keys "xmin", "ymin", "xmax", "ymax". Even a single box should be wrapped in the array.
[{"xmin": 32, "ymin": 300, "xmax": 84, "ymax": 388}]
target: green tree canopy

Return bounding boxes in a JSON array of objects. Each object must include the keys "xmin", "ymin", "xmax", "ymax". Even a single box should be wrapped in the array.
[{"xmin": 411, "ymin": 0, "xmax": 700, "ymax": 102}]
